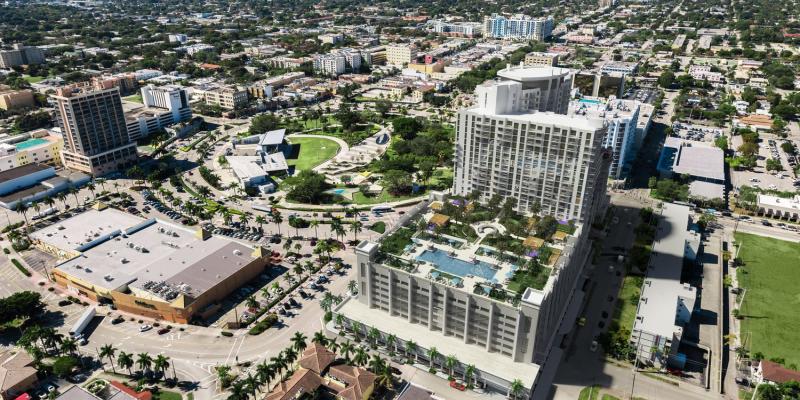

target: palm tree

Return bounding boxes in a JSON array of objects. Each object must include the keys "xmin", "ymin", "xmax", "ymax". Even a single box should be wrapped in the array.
[
  {"xmin": 353, "ymin": 347, "xmax": 369, "ymax": 367},
  {"xmin": 154, "ymin": 354, "xmax": 171, "ymax": 381},
  {"xmin": 272, "ymin": 211, "xmax": 283, "ymax": 235},
  {"xmin": 68, "ymin": 187, "xmax": 79, "ymax": 207},
  {"xmin": 335, "ymin": 314, "xmax": 345, "ymax": 329},
  {"xmin": 386, "ymin": 334, "xmax": 397, "ymax": 354},
  {"xmin": 239, "ymin": 211, "xmax": 252, "ymax": 227},
  {"xmin": 331, "ymin": 219, "xmax": 346, "ymax": 242},
  {"xmin": 99, "ymin": 344, "xmax": 117, "ymax": 373},
  {"xmin": 427, "ymin": 347, "xmax": 439, "ymax": 369},
  {"xmin": 136, "ymin": 352, "xmax": 153, "ymax": 375},
  {"xmin": 117, "ymin": 351, "xmax": 134, "ymax": 376},
  {"xmin": 14, "ymin": 202, "xmax": 29, "ymax": 227},
  {"xmin": 368, "ymin": 354, "xmax": 385, "ymax": 374},
  {"xmin": 255, "ymin": 215, "xmax": 266, "ymax": 232},
  {"xmin": 351, "ymin": 321, "xmax": 362, "ymax": 341},
  {"xmin": 228, "ymin": 379, "xmax": 249, "ymax": 400},
  {"xmin": 508, "ymin": 379, "xmax": 525, "ymax": 399},
  {"xmin": 291, "ymin": 332, "xmax": 307, "ymax": 353},
  {"xmin": 464, "ymin": 364, "xmax": 476, "ymax": 388},
  {"xmin": 57, "ymin": 192, "xmax": 68, "ymax": 210},
  {"xmin": 215, "ymin": 365, "xmax": 232, "ymax": 388},
  {"xmin": 245, "ymin": 295, "xmax": 259, "ymax": 310},
  {"xmin": 283, "ymin": 348, "xmax": 298, "ymax": 371},
  {"xmin": 87, "ymin": 182, "xmax": 96, "ymax": 200},
  {"xmin": 31, "ymin": 201, "xmax": 41, "ymax": 218},
  {"xmin": 243, "ymin": 373, "xmax": 260, "ymax": 399},
  {"xmin": 96, "ymin": 177, "xmax": 107, "ymax": 193},
  {"xmin": 347, "ymin": 280, "xmax": 358, "ymax": 295},
  {"xmin": 113, "ymin": 182, "xmax": 120, "ymax": 195},
  {"xmin": 312, "ymin": 330, "xmax": 328, "ymax": 346},
  {"xmin": 339, "ymin": 340, "xmax": 354, "ymax": 362},
  {"xmin": 60, "ymin": 337, "xmax": 77, "ymax": 356},
  {"xmin": 42, "ymin": 195, "xmax": 55, "ymax": 213},
  {"xmin": 310, "ymin": 219, "xmax": 320, "ymax": 239},
  {"xmin": 256, "ymin": 361, "xmax": 275, "ymax": 389},
  {"xmin": 350, "ymin": 220, "xmax": 363, "ymax": 241},
  {"xmin": 444, "ymin": 354, "xmax": 458, "ymax": 378},
  {"xmin": 269, "ymin": 353, "xmax": 287, "ymax": 378},
  {"xmin": 367, "ymin": 326, "xmax": 381, "ymax": 347}
]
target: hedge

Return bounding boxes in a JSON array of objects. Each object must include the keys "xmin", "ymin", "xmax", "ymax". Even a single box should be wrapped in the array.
[
  {"xmin": 248, "ymin": 313, "xmax": 278, "ymax": 335},
  {"xmin": 11, "ymin": 259, "xmax": 31, "ymax": 277}
]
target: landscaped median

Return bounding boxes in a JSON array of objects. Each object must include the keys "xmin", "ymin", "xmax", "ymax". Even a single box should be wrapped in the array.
[{"xmin": 11, "ymin": 258, "xmax": 31, "ymax": 277}]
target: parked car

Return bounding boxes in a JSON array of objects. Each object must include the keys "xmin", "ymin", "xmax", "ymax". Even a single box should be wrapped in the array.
[
  {"xmin": 157, "ymin": 328, "xmax": 170, "ymax": 335},
  {"xmin": 139, "ymin": 324, "xmax": 152, "ymax": 332}
]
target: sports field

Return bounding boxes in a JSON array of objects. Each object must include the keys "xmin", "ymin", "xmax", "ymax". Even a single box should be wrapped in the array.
[
  {"xmin": 286, "ymin": 136, "xmax": 340, "ymax": 171},
  {"xmin": 735, "ymin": 232, "xmax": 800, "ymax": 365}
]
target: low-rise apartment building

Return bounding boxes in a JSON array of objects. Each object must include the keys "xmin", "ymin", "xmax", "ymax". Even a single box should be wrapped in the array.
[
  {"xmin": 0, "ymin": 131, "xmax": 63, "ymax": 172},
  {"xmin": 194, "ymin": 86, "xmax": 249, "ymax": 110},
  {"xmin": 386, "ymin": 44, "xmax": 416, "ymax": 67},
  {"xmin": 524, "ymin": 52, "xmax": 559, "ymax": 67},
  {"xmin": 0, "ymin": 86, "xmax": 35, "ymax": 110}
]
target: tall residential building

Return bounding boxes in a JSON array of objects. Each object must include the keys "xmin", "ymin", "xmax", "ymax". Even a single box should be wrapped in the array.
[
  {"xmin": 483, "ymin": 14, "xmax": 554, "ymax": 41},
  {"xmin": 495, "ymin": 64, "xmax": 574, "ymax": 115},
  {"xmin": 0, "ymin": 44, "xmax": 45, "ymax": 68},
  {"xmin": 454, "ymin": 76, "xmax": 610, "ymax": 222},
  {"xmin": 385, "ymin": 44, "xmax": 416, "ymax": 67},
  {"xmin": 51, "ymin": 84, "xmax": 138, "ymax": 176},
  {"xmin": 570, "ymin": 97, "xmax": 640, "ymax": 179}
]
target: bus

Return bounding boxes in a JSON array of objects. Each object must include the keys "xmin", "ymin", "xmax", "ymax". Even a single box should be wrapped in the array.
[{"xmin": 371, "ymin": 205, "xmax": 392, "ymax": 214}]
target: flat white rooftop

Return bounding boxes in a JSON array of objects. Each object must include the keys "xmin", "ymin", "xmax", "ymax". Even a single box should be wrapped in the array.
[
  {"xmin": 338, "ymin": 298, "xmax": 540, "ymax": 388},
  {"xmin": 30, "ymin": 208, "xmax": 143, "ymax": 251},
  {"xmin": 633, "ymin": 203, "xmax": 696, "ymax": 338},
  {"xmin": 36, "ymin": 208, "xmax": 256, "ymax": 299},
  {"xmin": 497, "ymin": 65, "xmax": 572, "ymax": 81},
  {"xmin": 757, "ymin": 194, "xmax": 800, "ymax": 211},
  {"xmin": 464, "ymin": 107, "xmax": 607, "ymax": 131},
  {"xmin": 665, "ymin": 138, "xmax": 725, "ymax": 182}
]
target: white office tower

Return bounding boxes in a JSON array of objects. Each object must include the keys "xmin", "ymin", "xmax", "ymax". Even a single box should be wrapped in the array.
[
  {"xmin": 141, "ymin": 85, "xmax": 192, "ymax": 123},
  {"xmin": 454, "ymin": 78, "xmax": 610, "ymax": 222},
  {"xmin": 496, "ymin": 64, "xmax": 573, "ymax": 114}
]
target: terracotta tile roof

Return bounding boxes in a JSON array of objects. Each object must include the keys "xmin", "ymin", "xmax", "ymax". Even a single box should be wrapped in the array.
[
  {"xmin": 0, "ymin": 351, "xmax": 37, "ymax": 395},
  {"xmin": 298, "ymin": 343, "xmax": 336, "ymax": 375},
  {"xmin": 265, "ymin": 369, "xmax": 322, "ymax": 400},
  {"xmin": 327, "ymin": 365, "xmax": 376, "ymax": 400},
  {"xmin": 109, "ymin": 381, "xmax": 151, "ymax": 400},
  {"xmin": 761, "ymin": 361, "xmax": 800, "ymax": 384}
]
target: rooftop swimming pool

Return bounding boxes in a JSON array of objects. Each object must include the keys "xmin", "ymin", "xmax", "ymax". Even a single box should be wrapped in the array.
[
  {"xmin": 416, "ymin": 250, "xmax": 497, "ymax": 280},
  {"xmin": 578, "ymin": 98, "xmax": 601, "ymax": 104},
  {"xmin": 15, "ymin": 138, "xmax": 48, "ymax": 150}
]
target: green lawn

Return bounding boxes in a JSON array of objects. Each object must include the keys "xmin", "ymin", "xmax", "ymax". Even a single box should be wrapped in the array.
[
  {"xmin": 735, "ymin": 232, "xmax": 800, "ymax": 366},
  {"xmin": 123, "ymin": 93, "xmax": 144, "ymax": 103},
  {"xmin": 578, "ymin": 386, "xmax": 600, "ymax": 400},
  {"xmin": 22, "ymin": 75, "xmax": 45, "ymax": 83},
  {"xmin": 613, "ymin": 275, "xmax": 644, "ymax": 333},
  {"xmin": 370, "ymin": 221, "xmax": 386, "ymax": 234},
  {"xmin": 351, "ymin": 189, "xmax": 420, "ymax": 205},
  {"xmin": 286, "ymin": 136, "xmax": 340, "ymax": 171},
  {"xmin": 507, "ymin": 266, "xmax": 552, "ymax": 293},
  {"xmin": 152, "ymin": 390, "xmax": 182, "ymax": 400}
]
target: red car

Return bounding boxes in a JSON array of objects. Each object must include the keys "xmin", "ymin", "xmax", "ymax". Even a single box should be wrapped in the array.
[{"xmin": 449, "ymin": 381, "xmax": 466, "ymax": 391}]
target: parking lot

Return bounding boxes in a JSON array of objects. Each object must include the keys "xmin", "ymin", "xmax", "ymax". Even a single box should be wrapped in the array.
[{"xmin": 672, "ymin": 122, "xmax": 724, "ymax": 142}]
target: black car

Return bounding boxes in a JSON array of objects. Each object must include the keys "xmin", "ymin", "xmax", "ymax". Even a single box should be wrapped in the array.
[
  {"xmin": 58, "ymin": 299, "xmax": 72, "ymax": 307},
  {"xmin": 298, "ymin": 290, "xmax": 309, "ymax": 299},
  {"xmin": 288, "ymin": 298, "xmax": 300, "ymax": 307}
]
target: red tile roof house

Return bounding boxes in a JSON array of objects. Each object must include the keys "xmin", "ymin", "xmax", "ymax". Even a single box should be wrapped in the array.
[
  {"xmin": 266, "ymin": 344, "xmax": 376, "ymax": 400},
  {"xmin": 752, "ymin": 360, "xmax": 800, "ymax": 385}
]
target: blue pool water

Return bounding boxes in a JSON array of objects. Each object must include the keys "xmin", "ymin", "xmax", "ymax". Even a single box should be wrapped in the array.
[
  {"xmin": 329, "ymin": 189, "xmax": 347, "ymax": 195},
  {"xmin": 579, "ymin": 98, "xmax": 601, "ymax": 104},
  {"xmin": 15, "ymin": 138, "xmax": 48, "ymax": 150},
  {"xmin": 416, "ymin": 250, "xmax": 497, "ymax": 280}
]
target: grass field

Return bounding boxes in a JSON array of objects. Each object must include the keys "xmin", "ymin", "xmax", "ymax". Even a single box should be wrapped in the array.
[
  {"xmin": 286, "ymin": 136, "xmax": 340, "ymax": 171},
  {"xmin": 123, "ymin": 93, "xmax": 144, "ymax": 103},
  {"xmin": 351, "ymin": 189, "xmax": 420, "ymax": 205},
  {"xmin": 613, "ymin": 275, "xmax": 644, "ymax": 333},
  {"xmin": 735, "ymin": 232, "xmax": 800, "ymax": 366},
  {"xmin": 22, "ymin": 75, "xmax": 45, "ymax": 83},
  {"xmin": 578, "ymin": 386, "xmax": 599, "ymax": 400}
]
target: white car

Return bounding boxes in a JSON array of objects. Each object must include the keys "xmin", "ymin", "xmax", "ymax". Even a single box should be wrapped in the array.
[
  {"xmin": 590, "ymin": 340, "xmax": 599, "ymax": 352},
  {"xmin": 139, "ymin": 324, "xmax": 152, "ymax": 332}
]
